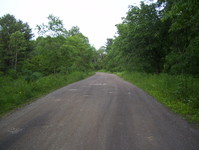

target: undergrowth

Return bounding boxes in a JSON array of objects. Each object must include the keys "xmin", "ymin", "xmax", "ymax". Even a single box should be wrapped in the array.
[
  {"xmin": 117, "ymin": 71, "xmax": 199, "ymax": 127},
  {"xmin": 0, "ymin": 71, "xmax": 94, "ymax": 116}
]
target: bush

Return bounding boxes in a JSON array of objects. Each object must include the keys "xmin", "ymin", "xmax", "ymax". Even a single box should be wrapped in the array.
[
  {"xmin": 0, "ymin": 71, "xmax": 94, "ymax": 116},
  {"xmin": 118, "ymin": 71, "xmax": 199, "ymax": 125}
]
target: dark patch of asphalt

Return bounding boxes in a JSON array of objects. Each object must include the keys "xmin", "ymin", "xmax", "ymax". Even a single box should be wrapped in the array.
[{"xmin": 0, "ymin": 72, "xmax": 199, "ymax": 150}]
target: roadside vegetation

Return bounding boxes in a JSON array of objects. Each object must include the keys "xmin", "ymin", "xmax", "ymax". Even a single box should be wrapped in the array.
[
  {"xmin": 1, "ymin": 0, "xmax": 199, "ymax": 126},
  {"xmin": 117, "ymin": 72, "xmax": 199, "ymax": 126},
  {"xmin": 0, "ymin": 72, "xmax": 94, "ymax": 116},
  {"xmin": 0, "ymin": 14, "xmax": 96, "ymax": 116},
  {"xmin": 99, "ymin": 0, "xmax": 199, "ymax": 125}
]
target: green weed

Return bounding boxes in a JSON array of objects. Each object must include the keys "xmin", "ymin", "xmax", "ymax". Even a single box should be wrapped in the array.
[
  {"xmin": 118, "ymin": 72, "xmax": 199, "ymax": 127},
  {"xmin": 0, "ymin": 71, "xmax": 94, "ymax": 116}
]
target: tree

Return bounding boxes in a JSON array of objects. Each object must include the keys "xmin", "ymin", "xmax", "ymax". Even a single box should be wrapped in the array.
[
  {"xmin": 68, "ymin": 26, "xmax": 81, "ymax": 37},
  {"xmin": 159, "ymin": 0, "xmax": 199, "ymax": 75},
  {"xmin": 25, "ymin": 36, "xmax": 66, "ymax": 74},
  {"xmin": 0, "ymin": 14, "xmax": 33, "ymax": 72},
  {"xmin": 105, "ymin": 38, "xmax": 113, "ymax": 53},
  {"xmin": 27, "ymin": 19, "xmax": 94, "ymax": 75},
  {"xmin": 104, "ymin": 2, "xmax": 167, "ymax": 73},
  {"xmin": 9, "ymin": 31, "xmax": 27, "ymax": 71},
  {"xmin": 93, "ymin": 47, "xmax": 106, "ymax": 70},
  {"xmin": 63, "ymin": 33, "xmax": 94, "ymax": 71},
  {"xmin": 37, "ymin": 14, "xmax": 67, "ymax": 37}
]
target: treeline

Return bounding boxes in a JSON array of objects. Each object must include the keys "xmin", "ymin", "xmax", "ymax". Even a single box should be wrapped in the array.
[
  {"xmin": 101, "ymin": 0, "xmax": 199, "ymax": 124},
  {"xmin": 103, "ymin": 0, "xmax": 199, "ymax": 77},
  {"xmin": 0, "ymin": 14, "xmax": 97, "ymax": 79},
  {"xmin": 0, "ymin": 14, "xmax": 97, "ymax": 115}
]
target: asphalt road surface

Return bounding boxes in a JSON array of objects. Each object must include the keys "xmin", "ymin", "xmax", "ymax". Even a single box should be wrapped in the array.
[{"xmin": 0, "ymin": 72, "xmax": 199, "ymax": 150}]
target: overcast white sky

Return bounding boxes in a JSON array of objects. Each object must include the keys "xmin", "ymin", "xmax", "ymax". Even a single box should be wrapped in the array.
[{"xmin": 0, "ymin": 0, "xmax": 141, "ymax": 49}]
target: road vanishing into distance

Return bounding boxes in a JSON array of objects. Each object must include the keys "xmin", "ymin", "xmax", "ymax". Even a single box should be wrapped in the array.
[{"xmin": 0, "ymin": 72, "xmax": 199, "ymax": 150}]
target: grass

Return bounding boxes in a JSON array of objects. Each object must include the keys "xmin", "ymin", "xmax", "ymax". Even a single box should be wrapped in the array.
[
  {"xmin": 116, "ymin": 71, "xmax": 199, "ymax": 127},
  {"xmin": 0, "ymin": 71, "xmax": 94, "ymax": 116}
]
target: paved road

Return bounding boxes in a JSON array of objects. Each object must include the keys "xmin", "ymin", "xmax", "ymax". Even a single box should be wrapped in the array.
[{"xmin": 0, "ymin": 72, "xmax": 199, "ymax": 150}]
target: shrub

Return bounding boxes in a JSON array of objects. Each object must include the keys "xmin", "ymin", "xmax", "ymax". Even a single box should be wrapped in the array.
[
  {"xmin": 118, "ymin": 71, "xmax": 199, "ymax": 125},
  {"xmin": 0, "ymin": 71, "xmax": 94, "ymax": 116}
]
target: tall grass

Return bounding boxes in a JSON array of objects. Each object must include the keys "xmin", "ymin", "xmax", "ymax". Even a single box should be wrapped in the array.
[
  {"xmin": 0, "ymin": 71, "xmax": 94, "ymax": 116},
  {"xmin": 117, "ymin": 72, "xmax": 199, "ymax": 126}
]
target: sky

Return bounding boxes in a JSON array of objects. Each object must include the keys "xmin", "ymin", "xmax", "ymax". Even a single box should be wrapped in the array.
[{"xmin": 0, "ymin": 0, "xmax": 141, "ymax": 49}]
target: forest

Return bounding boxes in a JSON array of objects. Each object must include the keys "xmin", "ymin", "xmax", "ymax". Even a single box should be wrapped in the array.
[
  {"xmin": 0, "ymin": 0, "xmax": 199, "ymax": 124},
  {"xmin": 103, "ymin": 0, "xmax": 199, "ymax": 75},
  {"xmin": 102, "ymin": 0, "xmax": 199, "ymax": 124},
  {"xmin": 0, "ymin": 14, "xmax": 98, "ymax": 114}
]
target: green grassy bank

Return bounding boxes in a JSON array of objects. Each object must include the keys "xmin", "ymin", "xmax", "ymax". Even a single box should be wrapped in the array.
[
  {"xmin": 117, "ymin": 72, "xmax": 199, "ymax": 127},
  {"xmin": 0, "ymin": 71, "xmax": 94, "ymax": 116}
]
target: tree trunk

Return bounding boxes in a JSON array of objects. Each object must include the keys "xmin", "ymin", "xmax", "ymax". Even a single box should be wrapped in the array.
[{"xmin": 14, "ymin": 51, "xmax": 17, "ymax": 71}]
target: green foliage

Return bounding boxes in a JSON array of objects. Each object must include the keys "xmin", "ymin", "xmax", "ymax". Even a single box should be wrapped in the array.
[
  {"xmin": 118, "ymin": 72, "xmax": 199, "ymax": 126},
  {"xmin": 103, "ymin": 39, "xmax": 125, "ymax": 72},
  {"xmin": 68, "ymin": 26, "xmax": 81, "ymax": 37},
  {"xmin": 9, "ymin": 31, "xmax": 27, "ymax": 71},
  {"xmin": 24, "ymin": 34, "xmax": 94, "ymax": 74},
  {"xmin": 104, "ymin": 0, "xmax": 199, "ymax": 77},
  {"xmin": 92, "ymin": 46, "xmax": 106, "ymax": 70},
  {"xmin": 23, "ymin": 15, "xmax": 95, "ymax": 75},
  {"xmin": 0, "ymin": 14, "xmax": 96, "ymax": 116},
  {"xmin": 159, "ymin": 0, "xmax": 199, "ymax": 75},
  {"xmin": 104, "ymin": 2, "xmax": 167, "ymax": 73},
  {"xmin": 63, "ymin": 34, "xmax": 94, "ymax": 72},
  {"xmin": 27, "ymin": 36, "xmax": 66, "ymax": 74},
  {"xmin": 23, "ymin": 70, "xmax": 44, "ymax": 82},
  {"xmin": 102, "ymin": 0, "xmax": 199, "ymax": 126},
  {"xmin": 183, "ymin": 36, "xmax": 199, "ymax": 76},
  {"xmin": 0, "ymin": 72, "xmax": 94, "ymax": 116},
  {"xmin": 36, "ymin": 14, "xmax": 67, "ymax": 37},
  {"xmin": 161, "ymin": 0, "xmax": 199, "ymax": 33},
  {"xmin": 0, "ymin": 13, "xmax": 95, "ymax": 75},
  {"xmin": 0, "ymin": 14, "xmax": 33, "ymax": 72}
]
